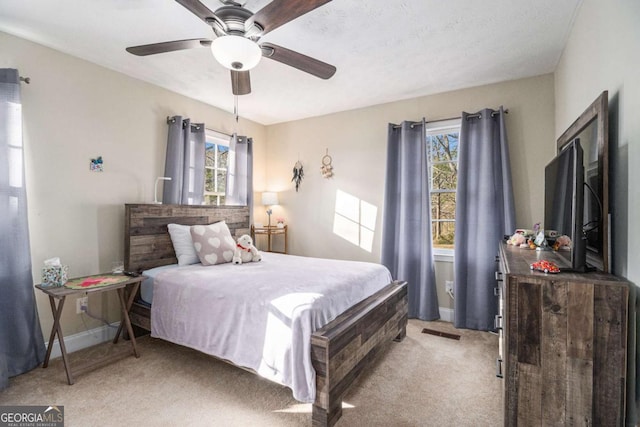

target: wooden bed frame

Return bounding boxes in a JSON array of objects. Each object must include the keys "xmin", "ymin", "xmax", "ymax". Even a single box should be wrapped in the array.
[{"xmin": 124, "ymin": 204, "xmax": 408, "ymax": 427}]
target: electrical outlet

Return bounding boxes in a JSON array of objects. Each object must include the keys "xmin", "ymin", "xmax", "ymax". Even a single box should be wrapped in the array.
[
  {"xmin": 445, "ymin": 280, "xmax": 454, "ymax": 295},
  {"xmin": 76, "ymin": 296, "xmax": 88, "ymax": 314}
]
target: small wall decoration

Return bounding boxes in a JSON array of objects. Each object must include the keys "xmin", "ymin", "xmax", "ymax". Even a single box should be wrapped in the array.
[
  {"xmin": 90, "ymin": 156, "xmax": 103, "ymax": 172},
  {"xmin": 321, "ymin": 148, "xmax": 334, "ymax": 178},
  {"xmin": 292, "ymin": 160, "xmax": 304, "ymax": 192}
]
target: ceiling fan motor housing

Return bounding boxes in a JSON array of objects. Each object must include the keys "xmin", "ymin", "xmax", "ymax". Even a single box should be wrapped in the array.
[{"xmin": 211, "ymin": 5, "xmax": 256, "ymax": 38}]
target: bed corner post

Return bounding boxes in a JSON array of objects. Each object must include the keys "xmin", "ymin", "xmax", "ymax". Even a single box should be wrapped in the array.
[
  {"xmin": 310, "ymin": 280, "xmax": 408, "ymax": 426},
  {"xmin": 394, "ymin": 325, "xmax": 407, "ymax": 342},
  {"xmin": 312, "ymin": 398, "xmax": 342, "ymax": 427},
  {"xmin": 311, "ymin": 332, "xmax": 342, "ymax": 427}
]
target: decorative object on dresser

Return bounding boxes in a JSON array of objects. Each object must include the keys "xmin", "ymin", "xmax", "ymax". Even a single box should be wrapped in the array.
[
  {"xmin": 123, "ymin": 204, "xmax": 407, "ymax": 427},
  {"xmin": 261, "ymin": 191, "xmax": 279, "ymax": 227},
  {"xmin": 496, "ymin": 241, "xmax": 628, "ymax": 425}
]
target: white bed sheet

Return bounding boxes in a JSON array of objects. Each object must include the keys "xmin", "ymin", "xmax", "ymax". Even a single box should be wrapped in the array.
[
  {"xmin": 150, "ymin": 252, "xmax": 392, "ymax": 403},
  {"xmin": 140, "ymin": 264, "xmax": 180, "ymax": 304}
]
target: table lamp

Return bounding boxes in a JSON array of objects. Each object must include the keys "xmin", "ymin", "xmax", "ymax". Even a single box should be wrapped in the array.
[
  {"xmin": 153, "ymin": 177, "xmax": 172, "ymax": 204},
  {"xmin": 261, "ymin": 192, "xmax": 279, "ymax": 227}
]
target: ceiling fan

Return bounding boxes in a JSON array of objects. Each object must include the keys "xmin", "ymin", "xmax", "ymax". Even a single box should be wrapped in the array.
[{"xmin": 126, "ymin": 0, "xmax": 337, "ymax": 95}]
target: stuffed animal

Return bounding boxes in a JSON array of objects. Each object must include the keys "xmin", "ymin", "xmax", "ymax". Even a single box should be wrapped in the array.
[
  {"xmin": 232, "ymin": 234, "xmax": 262, "ymax": 265},
  {"xmin": 507, "ymin": 233, "xmax": 526, "ymax": 247},
  {"xmin": 553, "ymin": 235, "xmax": 572, "ymax": 251}
]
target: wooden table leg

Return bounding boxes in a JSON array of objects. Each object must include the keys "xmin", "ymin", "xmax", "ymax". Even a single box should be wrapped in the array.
[
  {"xmin": 116, "ymin": 286, "xmax": 139, "ymax": 358},
  {"xmin": 44, "ymin": 295, "xmax": 74, "ymax": 385},
  {"xmin": 113, "ymin": 282, "xmax": 140, "ymax": 343},
  {"xmin": 43, "ymin": 296, "xmax": 59, "ymax": 368}
]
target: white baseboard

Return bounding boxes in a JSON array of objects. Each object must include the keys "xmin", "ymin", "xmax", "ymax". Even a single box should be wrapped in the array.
[
  {"xmin": 45, "ymin": 322, "xmax": 120, "ymax": 360},
  {"xmin": 439, "ymin": 307, "xmax": 454, "ymax": 322}
]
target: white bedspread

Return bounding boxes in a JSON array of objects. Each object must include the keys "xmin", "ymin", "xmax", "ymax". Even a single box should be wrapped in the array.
[{"xmin": 150, "ymin": 252, "xmax": 392, "ymax": 403}]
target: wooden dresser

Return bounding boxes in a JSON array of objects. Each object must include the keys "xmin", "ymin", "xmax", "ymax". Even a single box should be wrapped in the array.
[{"xmin": 496, "ymin": 241, "xmax": 629, "ymax": 426}]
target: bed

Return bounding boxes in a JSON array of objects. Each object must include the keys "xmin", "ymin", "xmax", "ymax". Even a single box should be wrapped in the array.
[{"xmin": 124, "ymin": 204, "xmax": 408, "ymax": 426}]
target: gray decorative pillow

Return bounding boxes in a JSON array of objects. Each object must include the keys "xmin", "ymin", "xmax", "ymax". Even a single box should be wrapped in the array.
[{"xmin": 190, "ymin": 221, "xmax": 236, "ymax": 266}]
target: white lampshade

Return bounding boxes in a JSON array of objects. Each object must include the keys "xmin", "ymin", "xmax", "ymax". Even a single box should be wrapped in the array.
[
  {"xmin": 153, "ymin": 176, "xmax": 172, "ymax": 204},
  {"xmin": 211, "ymin": 35, "xmax": 262, "ymax": 71},
  {"xmin": 262, "ymin": 192, "xmax": 279, "ymax": 206}
]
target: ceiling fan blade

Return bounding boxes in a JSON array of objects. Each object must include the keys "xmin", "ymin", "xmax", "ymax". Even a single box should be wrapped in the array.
[
  {"xmin": 175, "ymin": 0, "xmax": 217, "ymax": 24},
  {"xmin": 231, "ymin": 70, "xmax": 251, "ymax": 95},
  {"xmin": 126, "ymin": 39, "xmax": 212, "ymax": 56},
  {"xmin": 246, "ymin": 0, "xmax": 332, "ymax": 36},
  {"xmin": 261, "ymin": 43, "xmax": 336, "ymax": 79}
]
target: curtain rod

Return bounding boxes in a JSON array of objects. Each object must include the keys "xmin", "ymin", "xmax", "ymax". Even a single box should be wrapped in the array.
[
  {"xmin": 20, "ymin": 76, "xmax": 30, "ymax": 84},
  {"xmin": 166, "ymin": 116, "xmax": 232, "ymax": 137},
  {"xmin": 166, "ymin": 115, "xmax": 203, "ymax": 130},
  {"xmin": 392, "ymin": 109, "xmax": 509, "ymax": 129}
]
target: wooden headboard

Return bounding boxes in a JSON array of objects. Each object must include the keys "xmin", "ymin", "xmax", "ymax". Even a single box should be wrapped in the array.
[{"xmin": 124, "ymin": 204, "xmax": 250, "ymax": 273}]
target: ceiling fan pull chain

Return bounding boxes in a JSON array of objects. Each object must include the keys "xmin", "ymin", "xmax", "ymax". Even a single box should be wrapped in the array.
[{"xmin": 234, "ymin": 97, "xmax": 238, "ymax": 130}]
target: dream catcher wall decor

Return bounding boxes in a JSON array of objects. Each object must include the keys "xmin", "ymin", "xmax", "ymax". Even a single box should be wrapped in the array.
[
  {"xmin": 321, "ymin": 149, "xmax": 333, "ymax": 178},
  {"xmin": 292, "ymin": 160, "xmax": 304, "ymax": 192}
]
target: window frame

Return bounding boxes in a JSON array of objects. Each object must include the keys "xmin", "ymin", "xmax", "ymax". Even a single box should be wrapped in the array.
[
  {"xmin": 203, "ymin": 129, "xmax": 230, "ymax": 206},
  {"xmin": 426, "ymin": 118, "xmax": 461, "ymax": 261}
]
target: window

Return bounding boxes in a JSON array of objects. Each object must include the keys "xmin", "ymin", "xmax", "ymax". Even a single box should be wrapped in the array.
[
  {"xmin": 204, "ymin": 130, "xmax": 230, "ymax": 206},
  {"xmin": 427, "ymin": 119, "xmax": 461, "ymax": 251}
]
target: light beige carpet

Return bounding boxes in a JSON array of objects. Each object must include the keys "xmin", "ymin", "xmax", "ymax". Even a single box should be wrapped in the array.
[{"xmin": 0, "ymin": 320, "xmax": 502, "ymax": 426}]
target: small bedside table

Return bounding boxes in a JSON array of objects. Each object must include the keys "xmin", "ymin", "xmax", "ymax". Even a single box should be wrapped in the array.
[
  {"xmin": 251, "ymin": 225, "xmax": 287, "ymax": 254},
  {"xmin": 35, "ymin": 273, "xmax": 144, "ymax": 384}
]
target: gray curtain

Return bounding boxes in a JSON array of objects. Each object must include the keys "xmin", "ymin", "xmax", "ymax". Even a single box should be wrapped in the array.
[
  {"xmin": 163, "ymin": 116, "xmax": 206, "ymax": 205},
  {"xmin": 454, "ymin": 107, "xmax": 515, "ymax": 330},
  {"xmin": 0, "ymin": 69, "xmax": 45, "ymax": 390},
  {"xmin": 382, "ymin": 120, "xmax": 440, "ymax": 320},
  {"xmin": 225, "ymin": 134, "xmax": 254, "ymax": 220}
]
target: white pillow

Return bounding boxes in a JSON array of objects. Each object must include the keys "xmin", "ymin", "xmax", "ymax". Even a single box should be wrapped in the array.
[{"xmin": 167, "ymin": 223, "xmax": 200, "ymax": 266}]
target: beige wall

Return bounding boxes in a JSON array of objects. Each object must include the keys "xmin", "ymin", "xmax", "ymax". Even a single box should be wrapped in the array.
[
  {"xmin": 554, "ymin": 0, "xmax": 639, "ymax": 282},
  {"xmin": 265, "ymin": 74, "xmax": 556, "ymax": 310},
  {"xmin": 554, "ymin": 1, "xmax": 640, "ymax": 421},
  {"xmin": 0, "ymin": 31, "xmax": 267, "ymax": 337}
]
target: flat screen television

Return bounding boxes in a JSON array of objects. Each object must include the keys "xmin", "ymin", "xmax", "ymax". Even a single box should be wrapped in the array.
[{"xmin": 544, "ymin": 139, "xmax": 586, "ymax": 272}]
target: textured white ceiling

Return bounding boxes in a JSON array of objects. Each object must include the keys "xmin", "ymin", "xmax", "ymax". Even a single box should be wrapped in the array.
[{"xmin": 0, "ymin": 0, "xmax": 582, "ymax": 125}]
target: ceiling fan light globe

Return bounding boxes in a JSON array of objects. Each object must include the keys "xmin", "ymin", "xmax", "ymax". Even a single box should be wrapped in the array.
[{"xmin": 211, "ymin": 35, "xmax": 262, "ymax": 71}]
